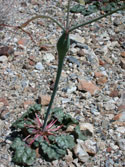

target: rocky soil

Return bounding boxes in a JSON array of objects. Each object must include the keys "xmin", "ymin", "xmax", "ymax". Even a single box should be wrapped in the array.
[{"xmin": 0, "ymin": 0, "xmax": 125, "ymax": 167}]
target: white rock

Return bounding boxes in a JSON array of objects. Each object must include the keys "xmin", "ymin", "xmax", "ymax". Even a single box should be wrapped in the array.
[
  {"xmin": 66, "ymin": 125, "xmax": 76, "ymax": 132},
  {"xmin": 67, "ymin": 86, "xmax": 77, "ymax": 94},
  {"xmin": 70, "ymin": 47, "xmax": 78, "ymax": 54},
  {"xmin": 61, "ymin": 98, "xmax": 71, "ymax": 104},
  {"xmin": 70, "ymin": 34, "xmax": 85, "ymax": 44},
  {"xmin": 104, "ymin": 101, "xmax": 116, "ymax": 110},
  {"xmin": 35, "ymin": 62, "xmax": 44, "ymax": 70},
  {"xmin": 0, "ymin": 56, "xmax": 8, "ymax": 63},
  {"xmin": 73, "ymin": 139, "xmax": 89, "ymax": 163},
  {"xmin": 110, "ymin": 143, "xmax": 119, "ymax": 150},
  {"xmin": 116, "ymin": 127, "xmax": 125, "ymax": 134},
  {"xmin": 84, "ymin": 139, "xmax": 97, "ymax": 155},
  {"xmin": 43, "ymin": 53, "xmax": 55, "ymax": 63},
  {"xmin": 79, "ymin": 123, "xmax": 94, "ymax": 136}
]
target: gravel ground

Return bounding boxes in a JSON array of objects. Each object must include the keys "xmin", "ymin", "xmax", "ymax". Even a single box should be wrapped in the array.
[{"xmin": 0, "ymin": 0, "xmax": 125, "ymax": 167}]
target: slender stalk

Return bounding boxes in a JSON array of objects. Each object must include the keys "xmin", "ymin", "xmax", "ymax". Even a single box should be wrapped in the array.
[
  {"xmin": 42, "ymin": 58, "xmax": 65, "ymax": 130},
  {"xmin": 42, "ymin": 31, "xmax": 70, "ymax": 131},
  {"xmin": 66, "ymin": 0, "xmax": 72, "ymax": 30},
  {"xmin": 69, "ymin": 5, "xmax": 125, "ymax": 32},
  {"xmin": 20, "ymin": 15, "xmax": 65, "ymax": 31}
]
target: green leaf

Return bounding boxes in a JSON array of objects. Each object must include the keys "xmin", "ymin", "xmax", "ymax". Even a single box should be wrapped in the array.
[
  {"xmin": 55, "ymin": 135, "xmax": 75, "ymax": 149},
  {"xmin": 51, "ymin": 107, "xmax": 64, "ymax": 123},
  {"xmin": 11, "ymin": 138, "xmax": 24, "ymax": 150},
  {"xmin": 73, "ymin": 125, "xmax": 87, "ymax": 141},
  {"xmin": 24, "ymin": 103, "xmax": 42, "ymax": 117},
  {"xmin": 12, "ymin": 120, "xmax": 33, "ymax": 129},
  {"xmin": 11, "ymin": 138, "xmax": 36, "ymax": 166},
  {"xmin": 33, "ymin": 136, "xmax": 44, "ymax": 147},
  {"xmin": 40, "ymin": 141, "xmax": 66, "ymax": 160},
  {"xmin": 70, "ymin": 4, "xmax": 85, "ymax": 13},
  {"xmin": 12, "ymin": 104, "xmax": 41, "ymax": 129},
  {"xmin": 70, "ymin": 1, "xmax": 124, "ymax": 16},
  {"xmin": 62, "ymin": 113, "xmax": 79, "ymax": 126},
  {"xmin": 48, "ymin": 135, "xmax": 56, "ymax": 142},
  {"xmin": 51, "ymin": 107, "xmax": 78, "ymax": 126},
  {"xmin": 57, "ymin": 32, "xmax": 70, "ymax": 61}
]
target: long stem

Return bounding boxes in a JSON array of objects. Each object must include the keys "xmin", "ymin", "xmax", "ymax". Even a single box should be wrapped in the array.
[
  {"xmin": 66, "ymin": 0, "xmax": 72, "ymax": 29},
  {"xmin": 42, "ymin": 58, "xmax": 65, "ymax": 130},
  {"xmin": 20, "ymin": 15, "xmax": 65, "ymax": 31},
  {"xmin": 69, "ymin": 5, "xmax": 125, "ymax": 32}
]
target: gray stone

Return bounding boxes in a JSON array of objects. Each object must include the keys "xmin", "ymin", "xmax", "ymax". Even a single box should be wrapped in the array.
[
  {"xmin": 104, "ymin": 101, "xmax": 116, "ymax": 110},
  {"xmin": 113, "ymin": 18, "xmax": 122, "ymax": 26},
  {"xmin": 21, "ymin": 80, "xmax": 29, "ymax": 88},
  {"xmin": 35, "ymin": 62, "xmax": 44, "ymax": 70},
  {"xmin": 67, "ymin": 86, "xmax": 77, "ymax": 94},
  {"xmin": 67, "ymin": 56, "xmax": 80, "ymax": 66},
  {"xmin": 84, "ymin": 48, "xmax": 99, "ymax": 69},
  {"xmin": 102, "ymin": 120, "xmax": 109, "ymax": 129},
  {"xmin": 91, "ymin": 108, "xmax": 100, "ymax": 116},
  {"xmin": 118, "ymin": 139, "xmax": 125, "ymax": 151},
  {"xmin": 73, "ymin": 139, "xmax": 89, "ymax": 163}
]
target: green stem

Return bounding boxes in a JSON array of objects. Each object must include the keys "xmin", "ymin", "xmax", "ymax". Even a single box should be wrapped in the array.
[
  {"xmin": 42, "ymin": 32, "xmax": 70, "ymax": 131},
  {"xmin": 42, "ymin": 58, "xmax": 64, "ymax": 130},
  {"xmin": 69, "ymin": 5, "xmax": 125, "ymax": 32},
  {"xmin": 20, "ymin": 15, "xmax": 65, "ymax": 31},
  {"xmin": 66, "ymin": 0, "xmax": 72, "ymax": 29}
]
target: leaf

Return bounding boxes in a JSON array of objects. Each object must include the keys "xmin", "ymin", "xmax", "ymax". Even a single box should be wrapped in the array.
[
  {"xmin": 48, "ymin": 135, "xmax": 56, "ymax": 142},
  {"xmin": 57, "ymin": 31, "xmax": 70, "ymax": 61},
  {"xmin": 12, "ymin": 120, "xmax": 33, "ymax": 129},
  {"xmin": 11, "ymin": 138, "xmax": 36, "ymax": 166},
  {"xmin": 70, "ymin": 4, "xmax": 85, "ymax": 13},
  {"xmin": 55, "ymin": 135, "xmax": 75, "ymax": 150},
  {"xmin": 12, "ymin": 104, "xmax": 42, "ymax": 129},
  {"xmin": 70, "ymin": 0, "xmax": 123, "ymax": 16},
  {"xmin": 62, "ymin": 113, "xmax": 79, "ymax": 126},
  {"xmin": 40, "ymin": 141, "xmax": 66, "ymax": 160},
  {"xmin": 11, "ymin": 137, "xmax": 24, "ymax": 150},
  {"xmin": 51, "ymin": 107, "xmax": 78, "ymax": 126},
  {"xmin": 73, "ymin": 125, "xmax": 87, "ymax": 141},
  {"xmin": 33, "ymin": 136, "xmax": 44, "ymax": 147},
  {"xmin": 51, "ymin": 107, "xmax": 64, "ymax": 123}
]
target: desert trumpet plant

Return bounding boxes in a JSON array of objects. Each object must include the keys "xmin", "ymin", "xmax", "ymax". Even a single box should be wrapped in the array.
[
  {"xmin": 16, "ymin": 0, "xmax": 125, "ymax": 131},
  {"xmin": 8, "ymin": 0, "xmax": 125, "ymax": 165}
]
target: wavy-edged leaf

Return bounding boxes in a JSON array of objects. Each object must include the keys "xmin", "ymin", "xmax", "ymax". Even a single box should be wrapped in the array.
[
  {"xmin": 11, "ymin": 138, "xmax": 36, "ymax": 166},
  {"xmin": 12, "ymin": 104, "xmax": 42, "ymax": 129},
  {"xmin": 55, "ymin": 134, "xmax": 75, "ymax": 149},
  {"xmin": 51, "ymin": 107, "xmax": 64, "ymax": 123},
  {"xmin": 40, "ymin": 141, "xmax": 66, "ymax": 160},
  {"xmin": 51, "ymin": 107, "xmax": 78, "ymax": 126},
  {"xmin": 62, "ymin": 113, "xmax": 79, "ymax": 126},
  {"xmin": 70, "ymin": 0, "xmax": 124, "ymax": 16}
]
